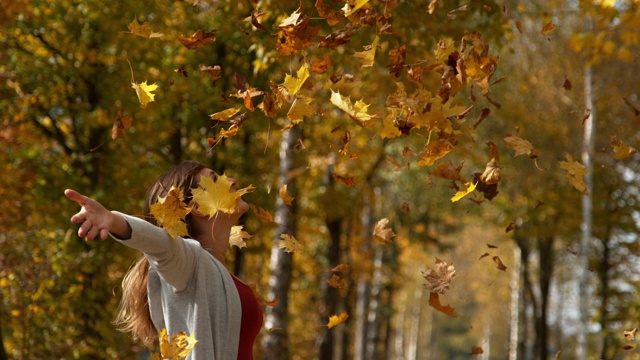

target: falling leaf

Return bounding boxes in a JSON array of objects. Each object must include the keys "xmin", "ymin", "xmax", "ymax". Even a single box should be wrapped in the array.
[
  {"xmin": 315, "ymin": 0, "xmax": 344, "ymax": 25},
  {"xmin": 542, "ymin": 22, "xmax": 557, "ymax": 35},
  {"xmin": 623, "ymin": 345, "xmax": 636, "ymax": 350},
  {"xmin": 554, "ymin": 349, "xmax": 562, "ymax": 360},
  {"xmin": 505, "ymin": 222, "xmax": 516, "ymax": 233},
  {"xmin": 611, "ymin": 136, "xmax": 638, "ymax": 160},
  {"xmin": 279, "ymin": 184, "xmax": 295, "ymax": 205},
  {"xmin": 330, "ymin": 90, "xmax": 375, "ymax": 123},
  {"xmin": 282, "ymin": 63, "xmax": 310, "ymax": 97},
  {"xmin": 473, "ymin": 108, "xmax": 491, "ymax": 129},
  {"xmin": 353, "ymin": 35, "xmax": 379, "ymax": 68},
  {"xmin": 559, "ymin": 153, "xmax": 589, "ymax": 195},
  {"xmin": 479, "ymin": 253, "xmax": 490, "ymax": 260},
  {"xmin": 249, "ymin": 203, "xmax": 274, "ymax": 222},
  {"xmin": 199, "ymin": 64, "xmax": 221, "ymax": 82},
  {"xmin": 311, "ymin": 55, "xmax": 332, "ymax": 74},
  {"xmin": 126, "ymin": 17, "xmax": 163, "ymax": 38},
  {"xmin": 479, "ymin": 158, "xmax": 501, "ymax": 185},
  {"xmin": 451, "ymin": 182, "xmax": 477, "ymax": 202},
  {"xmin": 192, "ymin": 174, "xmax": 254, "ymax": 216},
  {"xmin": 131, "ymin": 80, "xmax": 158, "ymax": 107},
  {"xmin": 278, "ymin": 234, "xmax": 304, "ymax": 253},
  {"xmin": 504, "ymin": 134, "xmax": 539, "ymax": 158},
  {"xmin": 210, "ymin": 108, "xmax": 241, "ymax": 121},
  {"xmin": 327, "ymin": 312, "xmax": 349, "ymax": 329},
  {"xmin": 342, "ymin": 0, "xmax": 370, "ymax": 16},
  {"xmin": 428, "ymin": 292, "xmax": 458, "ymax": 318},
  {"xmin": 470, "ymin": 346, "xmax": 484, "ymax": 355},
  {"xmin": 151, "ymin": 328, "xmax": 197, "ymax": 360},
  {"xmin": 229, "ymin": 225, "xmax": 251, "ymax": 249},
  {"xmin": 417, "ymin": 139, "xmax": 455, "ymax": 167},
  {"xmin": 487, "ymin": 244, "xmax": 498, "ymax": 249},
  {"xmin": 373, "ymin": 218, "xmax": 395, "ymax": 243},
  {"xmin": 422, "ymin": 258, "xmax": 457, "ymax": 294},
  {"xmin": 276, "ymin": 7, "xmax": 319, "ymax": 56},
  {"xmin": 248, "ymin": 283, "xmax": 278, "ymax": 306},
  {"xmin": 624, "ymin": 328, "xmax": 637, "ymax": 341},
  {"xmin": 334, "ymin": 173, "xmax": 356, "ymax": 187},
  {"xmin": 515, "ymin": 19, "xmax": 523, "ymax": 34},
  {"xmin": 492, "ymin": 256, "xmax": 507, "ymax": 271},
  {"xmin": 563, "ymin": 77, "xmax": 572, "ymax": 91},
  {"xmin": 330, "ymin": 264, "xmax": 349, "ymax": 273},
  {"xmin": 179, "ymin": 29, "xmax": 217, "ymax": 50},
  {"xmin": 428, "ymin": 0, "xmax": 442, "ymax": 14},
  {"xmin": 219, "ymin": 127, "xmax": 240, "ymax": 139},
  {"xmin": 327, "ymin": 274, "xmax": 348, "ymax": 291},
  {"xmin": 287, "ymin": 94, "xmax": 315, "ymax": 123},
  {"xmin": 149, "ymin": 186, "xmax": 192, "ymax": 239},
  {"xmin": 111, "ymin": 107, "xmax": 133, "ymax": 140},
  {"xmin": 387, "ymin": 45, "xmax": 406, "ymax": 77}
]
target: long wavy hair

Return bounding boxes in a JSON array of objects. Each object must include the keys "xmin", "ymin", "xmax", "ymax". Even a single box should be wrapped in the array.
[{"xmin": 114, "ymin": 160, "xmax": 207, "ymax": 345}]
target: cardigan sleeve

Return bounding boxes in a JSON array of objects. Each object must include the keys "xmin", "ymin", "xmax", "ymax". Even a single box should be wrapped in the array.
[{"xmin": 110, "ymin": 212, "xmax": 197, "ymax": 292}]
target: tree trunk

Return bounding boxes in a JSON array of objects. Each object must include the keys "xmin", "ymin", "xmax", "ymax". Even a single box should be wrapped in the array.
[
  {"xmin": 261, "ymin": 127, "xmax": 299, "ymax": 360},
  {"xmin": 577, "ymin": 17, "xmax": 596, "ymax": 360},
  {"xmin": 0, "ymin": 310, "xmax": 8, "ymax": 360},
  {"xmin": 318, "ymin": 217, "xmax": 342, "ymax": 360},
  {"xmin": 508, "ymin": 246, "xmax": 521, "ymax": 360},
  {"xmin": 353, "ymin": 201, "xmax": 373, "ymax": 360},
  {"xmin": 536, "ymin": 237, "xmax": 554, "ymax": 360},
  {"xmin": 364, "ymin": 246, "xmax": 384, "ymax": 360},
  {"xmin": 599, "ymin": 228, "xmax": 612, "ymax": 359}
]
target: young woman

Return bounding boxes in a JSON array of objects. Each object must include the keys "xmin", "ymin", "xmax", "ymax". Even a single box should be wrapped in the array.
[{"xmin": 64, "ymin": 161, "xmax": 263, "ymax": 360}]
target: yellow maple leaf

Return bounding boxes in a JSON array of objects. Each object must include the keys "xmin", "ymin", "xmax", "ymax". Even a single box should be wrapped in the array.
[
  {"xmin": 282, "ymin": 63, "xmax": 310, "ymax": 97},
  {"xmin": 131, "ymin": 80, "xmax": 158, "ymax": 107},
  {"xmin": 611, "ymin": 136, "xmax": 638, "ymax": 160},
  {"xmin": 279, "ymin": 184, "xmax": 295, "ymax": 205},
  {"xmin": 278, "ymin": 233, "xmax": 304, "ymax": 253},
  {"xmin": 192, "ymin": 174, "xmax": 254, "ymax": 216},
  {"xmin": 330, "ymin": 90, "xmax": 374, "ymax": 122},
  {"xmin": 353, "ymin": 35, "xmax": 379, "ymax": 68},
  {"xmin": 373, "ymin": 218, "xmax": 395, "ymax": 243},
  {"xmin": 559, "ymin": 153, "xmax": 589, "ymax": 195},
  {"xmin": 127, "ymin": 17, "xmax": 163, "ymax": 38},
  {"xmin": 417, "ymin": 139, "xmax": 455, "ymax": 167},
  {"xmin": 229, "ymin": 225, "xmax": 251, "ymax": 249},
  {"xmin": 451, "ymin": 181, "xmax": 476, "ymax": 202},
  {"xmin": 149, "ymin": 186, "xmax": 191, "ymax": 239},
  {"xmin": 153, "ymin": 328, "xmax": 198, "ymax": 360},
  {"xmin": 210, "ymin": 107, "xmax": 241, "ymax": 121},
  {"xmin": 219, "ymin": 126, "xmax": 240, "ymax": 139},
  {"xmin": 327, "ymin": 312, "xmax": 349, "ymax": 329},
  {"xmin": 287, "ymin": 94, "xmax": 315, "ymax": 123}
]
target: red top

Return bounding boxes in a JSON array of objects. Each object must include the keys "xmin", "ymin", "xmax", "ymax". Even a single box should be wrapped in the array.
[{"xmin": 232, "ymin": 276, "xmax": 263, "ymax": 360}]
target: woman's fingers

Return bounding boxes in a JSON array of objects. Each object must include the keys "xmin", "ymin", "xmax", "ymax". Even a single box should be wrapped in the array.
[{"xmin": 64, "ymin": 189, "xmax": 86, "ymax": 205}]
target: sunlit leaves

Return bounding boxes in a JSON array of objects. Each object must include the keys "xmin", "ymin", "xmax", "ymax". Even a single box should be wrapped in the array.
[
  {"xmin": 229, "ymin": 225, "xmax": 251, "ymax": 249},
  {"xmin": 450, "ymin": 181, "xmax": 476, "ymax": 202},
  {"xmin": 179, "ymin": 30, "xmax": 217, "ymax": 50},
  {"xmin": 611, "ymin": 136, "xmax": 638, "ymax": 160},
  {"xmin": 131, "ymin": 80, "xmax": 158, "ymax": 107},
  {"xmin": 422, "ymin": 258, "xmax": 457, "ymax": 294},
  {"xmin": 191, "ymin": 175, "xmax": 254, "ymax": 216},
  {"xmin": 126, "ymin": 18, "xmax": 163, "ymax": 38},
  {"xmin": 504, "ymin": 134, "xmax": 539, "ymax": 158},
  {"xmin": 150, "ymin": 186, "xmax": 192, "ymax": 239},
  {"xmin": 279, "ymin": 184, "xmax": 295, "ymax": 205},
  {"xmin": 353, "ymin": 35, "xmax": 379, "ymax": 67},
  {"xmin": 330, "ymin": 90, "xmax": 375, "ymax": 123},
  {"xmin": 373, "ymin": 218, "xmax": 395, "ymax": 243},
  {"xmin": 151, "ymin": 328, "xmax": 197, "ymax": 360},
  {"xmin": 282, "ymin": 63, "xmax": 310, "ymax": 97}
]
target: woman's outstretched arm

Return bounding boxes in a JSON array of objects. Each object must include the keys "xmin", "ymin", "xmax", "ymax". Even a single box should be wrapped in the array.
[{"xmin": 64, "ymin": 189, "xmax": 132, "ymax": 241}]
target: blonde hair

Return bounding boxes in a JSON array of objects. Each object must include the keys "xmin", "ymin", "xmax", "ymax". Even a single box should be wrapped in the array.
[{"xmin": 114, "ymin": 161, "xmax": 207, "ymax": 345}]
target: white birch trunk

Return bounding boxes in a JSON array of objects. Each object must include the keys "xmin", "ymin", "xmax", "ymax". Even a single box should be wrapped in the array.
[{"xmin": 508, "ymin": 246, "xmax": 521, "ymax": 360}]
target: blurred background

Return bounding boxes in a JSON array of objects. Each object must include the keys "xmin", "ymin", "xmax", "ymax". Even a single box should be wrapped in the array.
[{"xmin": 1, "ymin": 0, "xmax": 640, "ymax": 359}]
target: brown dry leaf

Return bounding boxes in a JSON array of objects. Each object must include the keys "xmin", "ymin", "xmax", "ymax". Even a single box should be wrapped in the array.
[
  {"xmin": 492, "ymin": 256, "xmax": 507, "ymax": 271},
  {"xmin": 428, "ymin": 292, "xmax": 457, "ymax": 318},
  {"xmin": 504, "ymin": 134, "xmax": 539, "ymax": 158},
  {"xmin": 199, "ymin": 64, "xmax": 221, "ymax": 82},
  {"xmin": 473, "ymin": 108, "xmax": 491, "ymax": 129},
  {"xmin": 315, "ymin": 0, "xmax": 344, "ymax": 25},
  {"xmin": 479, "ymin": 253, "xmax": 490, "ymax": 260},
  {"xmin": 515, "ymin": 19, "xmax": 523, "ymax": 34},
  {"xmin": 330, "ymin": 264, "xmax": 349, "ymax": 273},
  {"xmin": 559, "ymin": 153, "xmax": 589, "ymax": 195},
  {"xmin": 279, "ymin": 184, "xmax": 295, "ymax": 205},
  {"xmin": 505, "ymin": 222, "xmax": 516, "ymax": 233},
  {"xmin": 112, "ymin": 107, "xmax": 133, "ymax": 140},
  {"xmin": 334, "ymin": 173, "xmax": 356, "ymax": 187},
  {"xmin": 327, "ymin": 312, "xmax": 349, "ymax": 329},
  {"xmin": 470, "ymin": 346, "xmax": 484, "ymax": 355},
  {"xmin": 276, "ymin": 7, "xmax": 319, "ymax": 56},
  {"xmin": 388, "ymin": 44, "xmax": 406, "ymax": 77},
  {"xmin": 623, "ymin": 345, "xmax": 636, "ymax": 350},
  {"xmin": 311, "ymin": 55, "xmax": 332, "ymax": 74},
  {"xmin": 327, "ymin": 274, "xmax": 348, "ymax": 291},
  {"xmin": 249, "ymin": 203, "xmax": 274, "ymax": 222},
  {"xmin": 487, "ymin": 244, "xmax": 498, "ymax": 249},
  {"xmin": 210, "ymin": 108, "xmax": 241, "ymax": 121},
  {"xmin": 422, "ymin": 258, "xmax": 457, "ymax": 294},
  {"xmin": 611, "ymin": 136, "xmax": 638, "ymax": 160},
  {"xmin": 430, "ymin": 161, "xmax": 463, "ymax": 181},
  {"xmin": 373, "ymin": 218, "xmax": 395, "ymax": 243},
  {"xmin": 179, "ymin": 30, "xmax": 217, "ymax": 50},
  {"xmin": 479, "ymin": 158, "xmax": 501, "ymax": 185},
  {"xmin": 563, "ymin": 77, "xmax": 572, "ymax": 91},
  {"xmin": 542, "ymin": 22, "xmax": 557, "ymax": 35},
  {"xmin": 624, "ymin": 328, "xmax": 638, "ymax": 341}
]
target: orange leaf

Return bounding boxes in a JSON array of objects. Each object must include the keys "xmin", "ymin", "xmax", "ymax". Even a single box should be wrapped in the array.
[
  {"xmin": 492, "ymin": 256, "xmax": 507, "ymax": 271},
  {"xmin": 327, "ymin": 274, "xmax": 348, "ymax": 291},
  {"xmin": 111, "ymin": 107, "xmax": 133, "ymax": 140},
  {"xmin": 470, "ymin": 345, "xmax": 484, "ymax": 355},
  {"xmin": 428, "ymin": 292, "xmax": 457, "ymax": 318},
  {"xmin": 559, "ymin": 153, "xmax": 589, "ymax": 195},
  {"xmin": 249, "ymin": 203, "xmax": 274, "ymax": 222},
  {"xmin": 334, "ymin": 173, "xmax": 356, "ymax": 187},
  {"xmin": 611, "ymin": 136, "xmax": 638, "ymax": 160},
  {"xmin": 330, "ymin": 264, "xmax": 349, "ymax": 273},
  {"xmin": 279, "ymin": 184, "xmax": 295, "ymax": 205}
]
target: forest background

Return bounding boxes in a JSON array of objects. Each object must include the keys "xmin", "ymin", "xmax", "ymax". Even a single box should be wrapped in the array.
[{"xmin": 2, "ymin": 0, "xmax": 640, "ymax": 359}]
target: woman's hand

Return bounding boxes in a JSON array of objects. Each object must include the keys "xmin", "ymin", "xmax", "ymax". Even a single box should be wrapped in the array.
[{"xmin": 64, "ymin": 189, "xmax": 117, "ymax": 241}]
